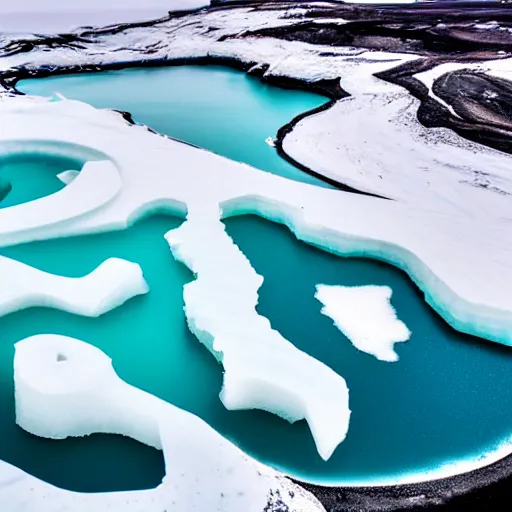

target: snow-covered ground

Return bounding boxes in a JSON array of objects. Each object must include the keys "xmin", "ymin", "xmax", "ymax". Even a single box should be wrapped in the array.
[
  {"xmin": 284, "ymin": 80, "xmax": 512, "ymax": 220},
  {"xmin": 315, "ymin": 285, "xmax": 410, "ymax": 362}
]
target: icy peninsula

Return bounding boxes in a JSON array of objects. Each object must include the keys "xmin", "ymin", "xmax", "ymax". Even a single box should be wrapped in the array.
[{"xmin": 1, "ymin": 1, "xmax": 512, "ymax": 511}]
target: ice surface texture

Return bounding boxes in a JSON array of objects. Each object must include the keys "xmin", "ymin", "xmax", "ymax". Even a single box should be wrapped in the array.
[
  {"xmin": 9, "ymin": 334, "xmax": 325, "ymax": 512},
  {"xmin": 315, "ymin": 285, "xmax": 411, "ymax": 362}
]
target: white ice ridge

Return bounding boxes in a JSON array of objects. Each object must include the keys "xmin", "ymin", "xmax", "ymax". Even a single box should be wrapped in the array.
[
  {"xmin": 315, "ymin": 285, "xmax": 411, "ymax": 362},
  {"xmin": 9, "ymin": 334, "xmax": 325, "ymax": 512},
  {"xmin": 0, "ymin": 256, "xmax": 148, "ymax": 317},
  {"xmin": 165, "ymin": 207, "xmax": 351, "ymax": 461}
]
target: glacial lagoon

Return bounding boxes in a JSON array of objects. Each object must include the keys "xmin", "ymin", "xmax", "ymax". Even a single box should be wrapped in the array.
[{"xmin": 3, "ymin": 65, "xmax": 512, "ymax": 490}]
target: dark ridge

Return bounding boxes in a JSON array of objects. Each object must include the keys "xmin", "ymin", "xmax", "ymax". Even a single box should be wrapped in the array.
[
  {"xmin": 433, "ymin": 70, "xmax": 512, "ymax": 139},
  {"xmin": 234, "ymin": 17, "xmax": 512, "ymax": 55},
  {"xmin": 211, "ymin": 0, "xmax": 512, "ymax": 21},
  {"xmin": 375, "ymin": 56, "xmax": 512, "ymax": 155}
]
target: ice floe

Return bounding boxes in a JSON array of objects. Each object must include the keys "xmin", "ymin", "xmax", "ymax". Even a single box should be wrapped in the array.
[
  {"xmin": 0, "ymin": 157, "xmax": 121, "ymax": 246},
  {"xmin": 0, "ymin": 256, "xmax": 148, "ymax": 317},
  {"xmin": 166, "ymin": 208, "xmax": 351, "ymax": 461},
  {"xmin": 10, "ymin": 334, "xmax": 325, "ymax": 512},
  {"xmin": 315, "ymin": 284, "xmax": 411, "ymax": 362}
]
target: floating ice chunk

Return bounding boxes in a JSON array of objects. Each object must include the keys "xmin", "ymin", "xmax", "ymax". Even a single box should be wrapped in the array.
[
  {"xmin": 11, "ymin": 334, "xmax": 326, "ymax": 512},
  {"xmin": 315, "ymin": 284, "xmax": 411, "ymax": 362},
  {"xmin": 166, "ymin": 210, "xmax": 351, "ymax": 461},
  {"xmin": 56, "ymin": 169, "xmax": 80, "ymax": 184},
  {"xmin": 0, "ymin": 256, "xmax": 148, "ymax": 317},
  {"xmin": 265, "ymin": 136, "xmax": 276, "ymax": 147}
]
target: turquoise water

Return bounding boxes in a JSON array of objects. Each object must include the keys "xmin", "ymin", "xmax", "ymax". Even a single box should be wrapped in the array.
[
  {"xmin": 0, "ymin": 153, "xmax": 83, "ymax": 208},
  {"xmin": 18, "ymin": 66, "xmax": 329, "ymax": 188},
  {"xmin": 4, "ymin": 66, "xmax": 512, "ymax": 490},
  {"xmin": 2, "ymin": 211, "xmax": 512, "ymax": 491},
  {"xmin": 225, "ymin": 216, "xmax": 512, "ymax": 484}
]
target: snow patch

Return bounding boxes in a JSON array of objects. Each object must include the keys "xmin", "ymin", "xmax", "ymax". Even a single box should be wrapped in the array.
[
  {"xmin": 315, "ymin": 284, "xmax": 411, "ymax": 362},
  {"xmin": 0, "ymin": 256, "xmax": 148, "ymax": 317}
]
